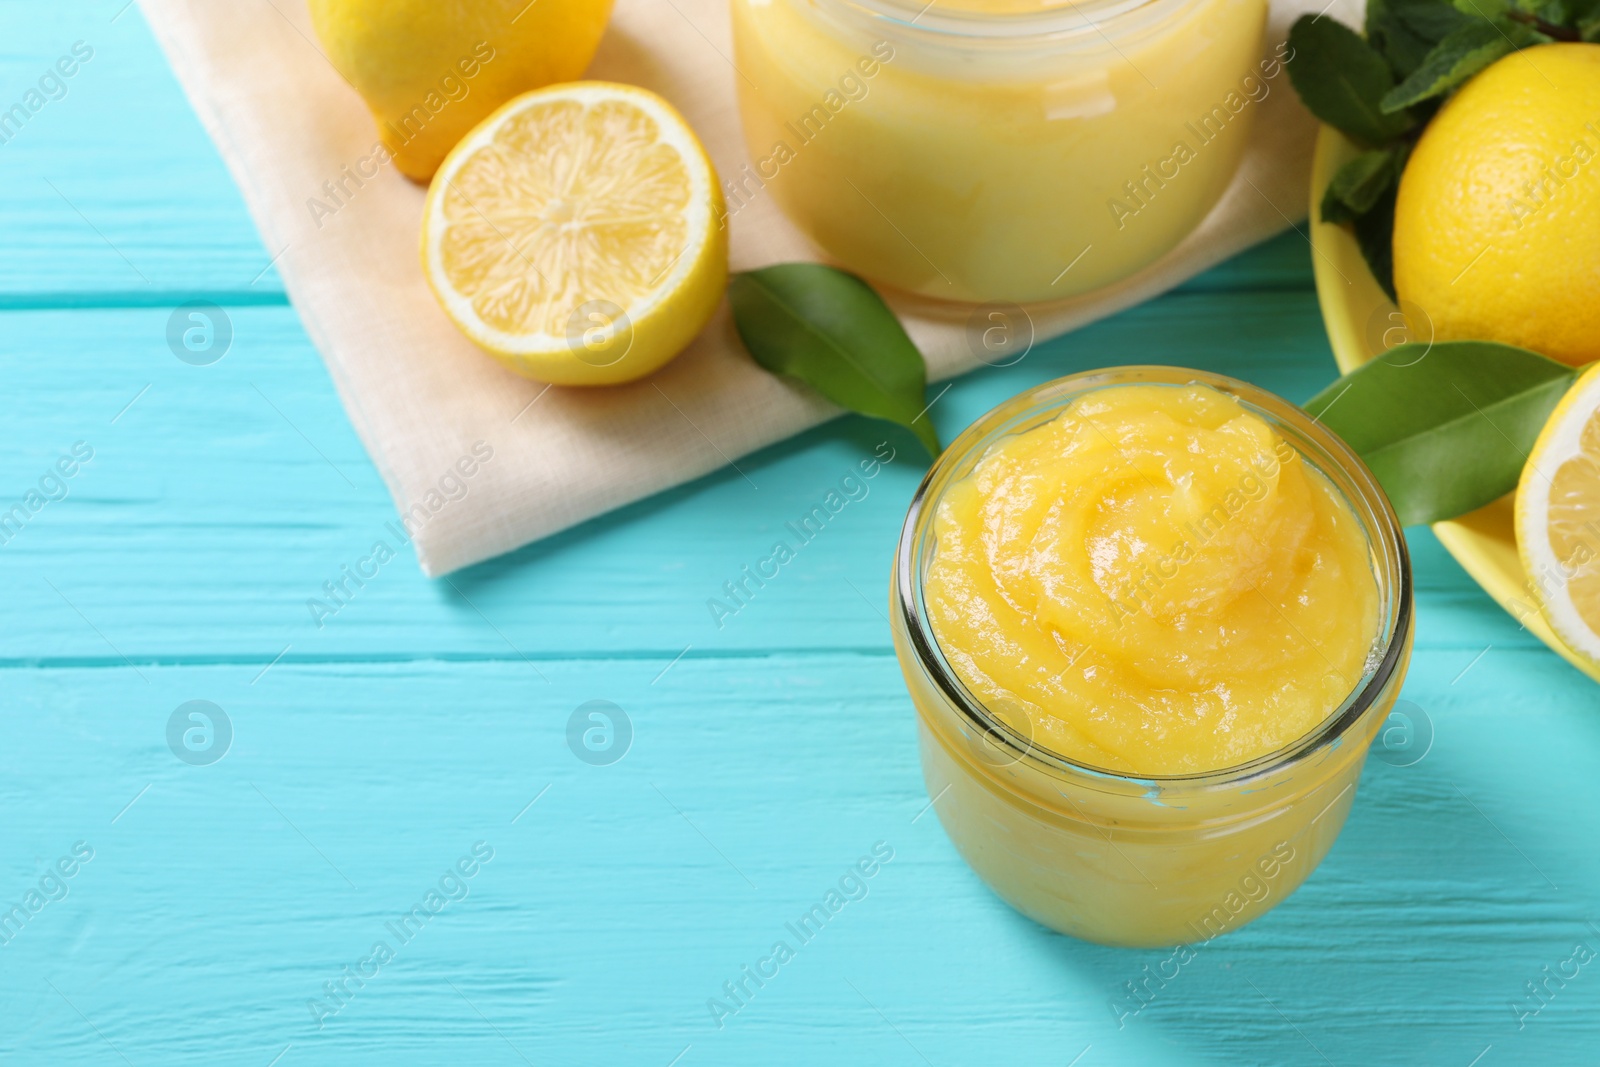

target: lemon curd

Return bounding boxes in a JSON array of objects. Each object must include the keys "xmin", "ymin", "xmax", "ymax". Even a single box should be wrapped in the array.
[
  {"xmin": 925, "ymin": 382, "xmax": 1379, "ymax": 775},
  {"xmin": 892, "ymin": 369, "xmax": 1412, "ymax": 946},
  {"xmin": 730, "ymin": 0, "xmax": 1276, "ymax": 304}
]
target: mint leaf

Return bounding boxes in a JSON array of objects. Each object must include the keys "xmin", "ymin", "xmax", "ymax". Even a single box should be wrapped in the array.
[
  {"xmin": 1321, "ymin": 148, "xmax": 1401, "ymax": 224},
  {"xmin": 1305, "ymin": 341, "xmax": 1578, "ymax": 525},
  {"xmin": 1381, "ymin": 17, "xmax": 1541, "ymax": 111},
  {"xmin": 1288, "ymin": 16, "xmax": 1418, "ymax": 144},
  {"xmin": 1354, "ymin": 184, "xmax": 1400, "ymax": 300},
  {"xmin": 729, "ymin": 264, "xmax": 941, "ymax": 458},
  {"xmin": 1518, "ymin": 0, "xmax": 1569, "ymax": 22},
  {"xmin": 1367, "ymin": 0, "xmax": 1473, "ymax": 77}
]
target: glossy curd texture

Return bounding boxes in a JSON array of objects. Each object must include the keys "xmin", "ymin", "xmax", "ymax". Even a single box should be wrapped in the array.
[
  {"xmin": 924, "ymin": 383, "xmax": 1381, "ymax": 774},
  {"xmin": 730, "ymin": 0, "xmax": 1271, "ymax": 302}
]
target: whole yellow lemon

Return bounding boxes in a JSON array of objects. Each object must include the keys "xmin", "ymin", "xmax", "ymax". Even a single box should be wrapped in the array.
[
  {"xmin": 1393, "ymin": 43, "xmax": 1600, "ymax": 366},
  {"xmin": 309, "ymin": 0, "xmax": 614, "ymax": 183}
]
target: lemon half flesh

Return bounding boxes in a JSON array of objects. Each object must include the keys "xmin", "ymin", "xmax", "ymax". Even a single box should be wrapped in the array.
[
  {"xmin": 422, "ymin": 82, "xmax": 726, "ymax": 386},
  {"xmin": 1518, "ymin": 364, "xmax": 1600, "ymax": 668}
]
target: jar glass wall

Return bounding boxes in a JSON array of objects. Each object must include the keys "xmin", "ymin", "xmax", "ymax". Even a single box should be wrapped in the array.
[
  {"xmin": 730, "ymin": 0, "xmax": 1274, "ymax": 304},
  {"xmin": 890, "ymin": 368, "xmax": 1414, "ymax": 947}
]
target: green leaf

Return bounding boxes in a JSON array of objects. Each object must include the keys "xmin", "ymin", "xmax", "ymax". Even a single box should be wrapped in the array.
[
  {"xmin": 1405, "ymin": 0, "xmax": 1481, "ymax": 36},
  {"xmin": 1321, "ymin": 148, "xmax": 1400, "ymax": 224},
  {"xmin": 1304, "ymin": 341, "xmax": 1578, "ymax": 525},
  {"xmin": 1353, "ymin": 183, "xmax": 1399, "ymax": 301},
  {"xmin": 1453, "ymin": 0, "xmax": 1511, "ymax": 17},
  {"xmin": 1287, "ymin": 16, "xmax": 1418, "ymax": 144},
  {"xmin": 1380, "ymin": 17, "xmax": 1538, "ymax": 111},
  {"xmin": 728, "ymin": 264, "xmax": 941, "ymax": 458},
  {"xmin": 1367, "ymin": 0, "xmax": 1474, "ymax": 78},
  {"xmin": 1517, "ymin": 0, "xmax": 1569, "ymax": 23}
]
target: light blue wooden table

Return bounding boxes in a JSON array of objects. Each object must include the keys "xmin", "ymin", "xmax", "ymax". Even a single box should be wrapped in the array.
[{"xmin": 5, "ymin": 4, "xmax": 1599, "ymax": 1065}]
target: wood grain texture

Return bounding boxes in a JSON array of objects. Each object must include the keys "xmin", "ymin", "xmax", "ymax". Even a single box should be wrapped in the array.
[{"xmin": 3, "ymin": 2, "xmax": 1598, "ymax": 1066}]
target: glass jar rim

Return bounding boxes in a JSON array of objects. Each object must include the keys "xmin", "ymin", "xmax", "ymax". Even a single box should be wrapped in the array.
[
  {"xmin": 893, "ymin": 366, "xmax": 1414, "ymax": 792},
  {"xmin": 807, "ymin": 0, "xmax": 1196, "ymax": 42}
]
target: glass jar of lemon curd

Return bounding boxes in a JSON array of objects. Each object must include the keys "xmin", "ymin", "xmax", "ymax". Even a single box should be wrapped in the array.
[
  {"xmin": 891, "ymin": 368, "xmax": 1414, "ymax": 947},
  {"xmin": 730, "ymin": 0, "xmax": 1275, "ymax": 304}
]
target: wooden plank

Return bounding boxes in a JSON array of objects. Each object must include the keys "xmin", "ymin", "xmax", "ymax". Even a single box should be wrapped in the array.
[
  {"xmin": 0, "ymin": 648, "xmax": 1595, "ymax": 1065},
  {"xmin": 0, "ymin": 2, "xmax": 285, "ymax": 297},
  {"xmin": 0, "ymin": 294, "xmax": 1516, "ymax": 664},
  {"xmin": 1172, "ymin": 230, "xmax": 1316, "ymax": 294}
]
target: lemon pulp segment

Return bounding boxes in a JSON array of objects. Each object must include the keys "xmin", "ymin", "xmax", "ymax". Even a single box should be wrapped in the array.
[
  {"xmin": 422, "ymin": 83, "xmax": 726, "ymax": 385},
  {"xmin": 1519, "ymin": 365, "xmax": 1600, "ymax": 665},
  {"xmin": 440, "ymin": 99, "xmax": 690, "ymax": 335}
]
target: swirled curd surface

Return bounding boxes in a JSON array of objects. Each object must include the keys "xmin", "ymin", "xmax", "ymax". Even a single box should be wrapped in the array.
[{"xmin": 924, "ymin": 383, "xmax": 1380, "ymax": 775}]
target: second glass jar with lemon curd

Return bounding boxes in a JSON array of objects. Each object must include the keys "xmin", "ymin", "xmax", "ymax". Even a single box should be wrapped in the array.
[{"xmin": 730, "ymin": 0, "xmax": 1274, "ymax": 304}]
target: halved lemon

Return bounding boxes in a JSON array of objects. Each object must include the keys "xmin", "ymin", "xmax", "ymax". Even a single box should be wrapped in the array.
[
  {"xmin": 421, "ymin": 82, "xmax": 727, "ymax": 386},
  {"xmin": 1517, "ymin": 363, "xmax": 1600, "ymax": 668}
]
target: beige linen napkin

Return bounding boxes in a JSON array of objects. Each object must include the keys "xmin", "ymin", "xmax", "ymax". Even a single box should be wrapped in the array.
[{"xmin": 139, "ymin": 0, "xmax": 1344, "ymax": 575}]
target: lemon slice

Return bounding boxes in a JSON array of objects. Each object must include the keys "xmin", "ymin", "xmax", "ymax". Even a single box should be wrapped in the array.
[
  {"xmin": 1517, "ymin": 363, "xmax": 1600, "ymax": 667},
  {"xmin": 421, "ymin": 82, "xmax": 727, "ymax": 386}
]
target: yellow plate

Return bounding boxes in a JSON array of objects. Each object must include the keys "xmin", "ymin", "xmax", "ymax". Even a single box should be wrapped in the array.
[{"xmin": 1309, "ymin": 125, "xmax": 1600, "ymax": 683}]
